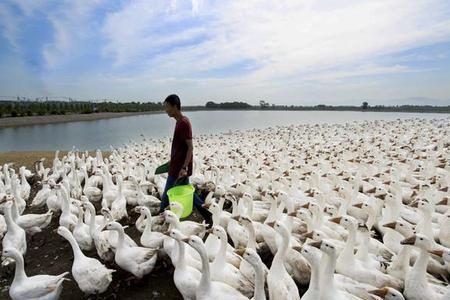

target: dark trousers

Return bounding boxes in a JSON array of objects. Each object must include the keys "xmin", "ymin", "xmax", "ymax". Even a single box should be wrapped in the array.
[{"xmin": 160, "ymin": 175, "xmax": 205, "ymax": 211}]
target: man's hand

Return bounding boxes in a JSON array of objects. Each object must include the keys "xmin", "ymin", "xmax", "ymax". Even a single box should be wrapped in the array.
[{"xmin": 178, "ymin": 168, "xmax": 188, "ymax": 178}]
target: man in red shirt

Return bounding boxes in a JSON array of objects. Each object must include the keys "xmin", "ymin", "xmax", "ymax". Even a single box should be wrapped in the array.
[{"xmin": 160, "ymin": 94, "xmax": 211, "ymax": 222}]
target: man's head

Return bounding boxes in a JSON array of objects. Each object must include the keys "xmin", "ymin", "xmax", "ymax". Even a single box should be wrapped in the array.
[{"xmin": 164, "ymin": 94, "xmax": 181, "ymax": 117}]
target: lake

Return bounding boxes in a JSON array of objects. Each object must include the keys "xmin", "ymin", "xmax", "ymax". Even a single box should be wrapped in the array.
[{"xmin": 0, "ymin": 110, "xmax": 449, "ymax": 151}]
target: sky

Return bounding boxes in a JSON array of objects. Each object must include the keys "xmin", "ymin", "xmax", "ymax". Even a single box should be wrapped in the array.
[{"xmin": 1, "ymin": 0, "xmax": 450, "ymax": 106}]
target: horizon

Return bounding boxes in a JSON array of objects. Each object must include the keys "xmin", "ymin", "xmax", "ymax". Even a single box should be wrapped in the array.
[{"xmin": 1, "ymin": 0, "xmax": 450, "ymax": 106}]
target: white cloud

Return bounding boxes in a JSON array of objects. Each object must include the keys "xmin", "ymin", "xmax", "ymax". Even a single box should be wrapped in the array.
[
  {"xmin": 2, "ymin": 0, "xmax": 450, "ymax": 104},
  {"xmin": 42, "ymin": 0, "xmax": 106, "ymax": 69},
  {"xmin": 100, "ymin": 0, "xmax": 450, "ymax": 82}
]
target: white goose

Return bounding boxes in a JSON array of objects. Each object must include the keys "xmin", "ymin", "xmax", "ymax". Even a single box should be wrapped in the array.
[
  {"xmin": 401, "ymin": 234, "xmax": 448, "ymax": 300},
  {"xmin": 235, "ymin": 248, "xmax": 267, "ymax": 300},
  {"xmin": 72, "ymin": 201, "xmax": 94, "ymax": 251},
  {"xmin": 291, "ymin": 244, "xmax": 321, "ymax": 300},
  {"xmin": 7, "ymin": 195, "xmax": 53, "ymax": 235},
  {"xmin": 110, "ymin": 175, "xmax": 128, "ymax": 221},
  {"xmin": 165, "ymin": 229, "xmax": 201, "ymax": 300},
  {"xmin": 202, "ymin": 201, "xmax": 241, "ymax": 267},
  {"xmin": 137, "ymin": 206, "xmax": 164, "ymax": 249},
  {"xmin": 82, "ymin": 201, "xmax": 115, "ymax": 262},
  {"xmin": 309, "ymin": 240, "xmax": 362, "ymax": 300},
  {"xmin": 103, "ymin": 221, "xmax": 158, "ymax": 278},
  {"xmin": 2, "ymin": 248, "xmax": 68, "ymax": 300},
  {"xmin": 332, "ymin": 215, "xmax": 403, "ymax": 290},
  {"xmin": 56, "ymin": 185, "xmax": 78, "ymax": 231},
  {"xmin": 183, "ymin": 235, "xmax": 247, "ymax": 300},
  {"xmin": 266, "ymin": 220, "xmax": 300, "ymax": 300},
  {"xmin": 208, "ymin": 225, "xmax": 254, "ymax": 298},
  {"xmin": 1, "ymin": 200, "xmax": 26, "ymax": 266},
  {"xmin": 57, "ymin": 226, "xmax": 114, "ymax": 295}
]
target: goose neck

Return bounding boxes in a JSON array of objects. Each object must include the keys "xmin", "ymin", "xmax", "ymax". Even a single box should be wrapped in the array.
[
  {"xmin": 272, "ymin": 226, "xmax": 289, "ymax": 271},
  {"xmin": 197, "ymin": 244, "xmax": 211, "ymax": 291},
  {"xmin": 253, "ymin": 261, "xmax": 266, "ymax": 300},
  {"xmin": 65, "ymin": 231, "xmax": 84, "ymax": 261},
  {"xmin": 115, "ymin": 226, "xmax": 125, "ymax": 249},
  {"xmin": 4, "ymin": 205, "xmax": 19, "ymax": 233},
  {"xmin": 143, "ymin": 213, "xmax": 153, "ymax": 235},
  {"xmin": 246, "ymin": 223, "xmax": 257, "ymax": 250},
  {"xmin": 173, "ymin": 238, "xmax": 186, "ymax": 268},
  {"xmin": 11, "ymin": 200, "xmax": 20, "ymax": 221},
  {"xmin": 307, "ymin": 258, "xmax": 320, "ymax": 294},
  {"xmin": 411, "ymin": 248, "xmax": 428, "ymax": 282},
  {"xmin": 322, "ymin": 252, "xmax": 337, "ymax": 292},
  {"xmin": 341, "ymin": 225, "xmax": 356, "ymax": 262},
  {"xmin": 12, "ymin": 252, "xmax": 27, "ymax": 283}
]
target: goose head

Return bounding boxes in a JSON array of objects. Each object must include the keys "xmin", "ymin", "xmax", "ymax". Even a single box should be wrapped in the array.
[
  {"xmin": 369, "ymin": 287, "xmax": 405, "ymax": 300},
  {"xmin": 302, "ymin": 230, "xmax": 326, "ymax": 242},
  {"xmin": 2, "ymin": 248, "xmax": 20, "ymax": 260},
  {"xmin": 169, "ymin": 202, "xmax": 184, "ymax": 217},
  {"xmin": 429, "ymin": 248, "xmax": 450, "ymax": 263},
  {"xmin": 323, "ymin": 205, "xmax": 338, "ymax": 217},
  {"xmin": 163, "ymin": 210, "xmax": 179, "ymax": 224},
  {"xmin": 136, "ymin": 206, "xmax": 150, "ymax": 216},
  {"xmin": 207, "ymin": 225, "xmax": 227, "ymax": 240},
  {"xmin": 81, "ymin": 201, "xmax": 95, "ymax": 212},
  {"xmin": 374, "ymin": 186, "xmax": 388, "ymax": 198},
  {"xmin": 293, "ymin": 243, "xmax": 321, "ymax": 265},
  {"xmin": 383, "ymin": 220, "xmax": 415, "ymax": 238},
  {"xmin": 400, "ymin": 233, "xmax": 432, "ymax": 250},
  {"xmin": 410, "ymin": 199, "xmax": 433, "ymax": 214},
  {"xmin": 329, "ymin": 215, "xmax": 357, "ymax": 230},
  {"xmin": 234, "ymin": 248, "xmax": 262, "ymax": 268},
  {"xmin": 165, "ymin": 228, "xmax": 187, "ymax": 242},
  {"xmin": 183, "ymin": 235, "xmax": 205, "ymax": 253},
  {"xmin": 267, "ymin": 220, "xmax": 289, "ymax": 237},
  {"xmin": 103, "ymin": 221, "xmax": 123, "ymax": 232},
  {"xmin": 353, "ymin": 201, "xmax": 373, "ymax": 212},
  {"xmin": 238, "ymin": 215, "xmax": 253, "ymax": 227},
  {"xmin": 57, "ymin": 226, "xmax": 72, "ymax": 239},
  {"xmin": 309, "ymin": 239, "xmax": 337, "ymax": 257},
  {"xmin": 202, "ymin": 201, "xmax": 221, "ymax": 214},
  {"xmin": 290, "ymin": 208, "xmax": 311, "ymax": 222}
]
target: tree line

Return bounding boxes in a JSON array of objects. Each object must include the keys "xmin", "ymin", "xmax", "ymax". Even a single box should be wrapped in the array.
[
  {"xmin": 1, "ymin": 99, "xmax": 449, "ymax": 118},
  {"xmin": 0, "ymin": 100, "xmax": 165, "ymax": 118}
]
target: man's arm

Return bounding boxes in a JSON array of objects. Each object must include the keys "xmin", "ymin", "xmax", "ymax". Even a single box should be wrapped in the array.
[
  {"xmin": 178, "ymin": 139, "xmax": 193, "ymax": 178},
  {"xmin": 182, "ymin": 139, "xmax": 193, "ymax": 168}
]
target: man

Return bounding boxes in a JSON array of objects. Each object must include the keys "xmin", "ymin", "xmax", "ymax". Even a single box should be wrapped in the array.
[{"xmin": 160, "ymin": 94, "xmax": 211, "ymax": 222}]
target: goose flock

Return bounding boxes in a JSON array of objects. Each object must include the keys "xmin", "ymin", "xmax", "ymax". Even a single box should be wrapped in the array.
[{"xmin": 0, "ymin": 117, "xmax": 450, "ymax": 300}]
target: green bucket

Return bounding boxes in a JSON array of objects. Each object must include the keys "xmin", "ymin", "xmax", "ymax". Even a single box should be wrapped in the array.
[{"xmin": 167, "ymin": 184, "xmax": 195, "ymax": 218}]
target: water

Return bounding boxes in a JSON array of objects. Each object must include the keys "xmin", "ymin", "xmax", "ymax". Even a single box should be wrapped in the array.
[{"xmin": 0, "ymin": 110, "xmax": 448, "ymax": 151}]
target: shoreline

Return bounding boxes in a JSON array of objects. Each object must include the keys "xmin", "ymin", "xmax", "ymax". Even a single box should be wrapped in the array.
[
  {"xmin": 0, "ymin": 111, "xmax": 164, "ymax": 128},
  {"xmin": 1, "ymin": 109, "xmax": 449, "ymax": 129}
]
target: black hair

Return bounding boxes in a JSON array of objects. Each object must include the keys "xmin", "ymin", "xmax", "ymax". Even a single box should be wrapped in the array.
[{"xmin": 164, "ymin": 94, "xmax": 181, "ymax": 110}]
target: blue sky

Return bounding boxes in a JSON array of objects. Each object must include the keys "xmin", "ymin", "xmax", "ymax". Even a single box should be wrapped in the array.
[{"xmin": 1, "ymin": 0, "xmax": 450, "ymax": 106}]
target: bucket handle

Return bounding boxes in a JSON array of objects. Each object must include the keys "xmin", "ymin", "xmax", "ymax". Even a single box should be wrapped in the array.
[{"xmin": 174, "ymin": 176, "xmax": 188, "ymax": 186}]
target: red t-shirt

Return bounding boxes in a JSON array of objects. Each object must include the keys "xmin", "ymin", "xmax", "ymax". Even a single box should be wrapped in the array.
[{"xmin": 169, "ymin": 116, "xmax": 193, "ymax": 177}]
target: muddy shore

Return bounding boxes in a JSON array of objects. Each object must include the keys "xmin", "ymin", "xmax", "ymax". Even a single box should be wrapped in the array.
[{"xmin": 0, "ymin": 112, "xmax": 164, "ymax": 129}]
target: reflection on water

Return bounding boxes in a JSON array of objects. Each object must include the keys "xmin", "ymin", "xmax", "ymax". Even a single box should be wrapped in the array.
[{"xmin": 1, "ymin": 110, "xmax": 448, "ymax": 151}]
